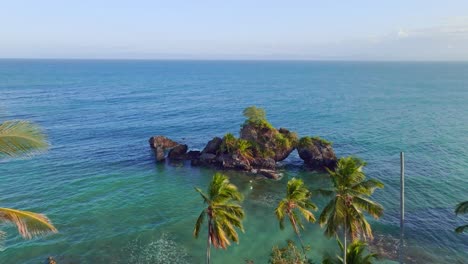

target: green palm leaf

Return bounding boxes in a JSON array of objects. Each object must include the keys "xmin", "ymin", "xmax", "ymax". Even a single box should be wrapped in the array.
[
  {"xmin": 455, "ymin": 224, "xmax": 468, "ymax": 234},
  {"xmin": 0, "ymin": 120, "xmax": 48, "ymax": 157},
  {"xmin": 0, "ymin": 208, "xmax": 58, "ymax": 239},
  {"xmin": 275, "ymin": 177, "xmax": 317, "ymax": 256},
  {"xmin": 455, "ymin": 201, "xmax": 468, "ymax": 234},
  {"xmin": 322, "ymin": 239, "xmax": 378, "ymax": 264},
  {"xmin": 194, "ymin": 173, "xmax": 245, "ymax": 263},
  {"xmin": 455, "ymin": 201, "xmax": 468, "ymax": 215},
  {"xmin": 193, "ymin": 210, "xmax": 205, "ymax": 238},
  {"xmin": 352, "ymin": 196, "xmax": 384, "ymax": 219},
  {"xmin": 320, "ymin": 155, "xmax": 384, "ymax": 262}
]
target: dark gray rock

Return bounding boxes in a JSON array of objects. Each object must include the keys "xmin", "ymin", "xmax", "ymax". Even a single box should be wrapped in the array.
[
  {"xmin": 168, "ymin": 144, "xmax": 188, "ymax": 160},
  {"xmin": 149, "ymin": 136, "xmax": 181, "ymax": 162},
  {"xmin": 200, "ymin": 153, "xmax": 217, "ymax": 162},
  {"xmin": 184, "ymin": 150, "xmax": 201, "ymax": 160},
  {"xmin": 155, "ymin": 147, "xmax": 165, "ymax": 162},
  {"xmin": 201, "ymin": 137, "xmax": 222, "ymax": 154},
  {"xmin": 217, "ymin": 154, "xmax": 251, "ymax": 171},
  {"xmin": 240, "ymin": 124, "xmax": 296, "ymax": 162},
  {"xmin": 251, "ymin": 158, "xmax": 276, "ymax": 169},
  {"xmin": 149, "ymin": 136, "xmax": 179, "ymax": 149},
  {"xmin": 257, "ymin": 169, "xmax": 282, "ymax": 180},
  {"xmin": 297, "ymin": 139, "xmax": 337, "ymax": 170}
]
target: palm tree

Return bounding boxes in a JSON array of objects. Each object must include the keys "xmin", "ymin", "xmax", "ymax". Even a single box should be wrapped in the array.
[
  {"xmin": 322, "ymin": 239, "xmax": 378, "ymax": 264},
  {"xmin": 275, "ymin": 177, "xmax": 318, "ymax": 255},
  {"xmin": 194, "ymin": 173, "xmax": 245, "ymax": 264},
  {"xmin": 455, "ymin": 201, "xmax": 468, "ymax": 233},
  {"xmin": 0, "ymin": 120, "xmax": 58, "ymax": 243},
  {"xmin": 318, "ymin": 156, "xmax": 383, "ymax": 264}
]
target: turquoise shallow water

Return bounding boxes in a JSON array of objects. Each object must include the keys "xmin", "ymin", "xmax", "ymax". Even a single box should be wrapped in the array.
[{"xmin": 0, "ymin": 60, "xmax": 467, "ymax": 263}]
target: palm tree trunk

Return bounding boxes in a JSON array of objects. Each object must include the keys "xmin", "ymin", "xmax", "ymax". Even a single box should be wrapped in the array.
[
  {"xmin": 290, "ymin": 213, "xmax": 307, "ymax": 258},
  {"xmin": 295, "ymin": 230, "xmax": 307, "ymax": 257},
  {"xmin": 343, "ymin": 219, "xmax": 347, "ymax": 264},
  {"xmin": 207, "ymin": 220, "xmax": 212, "ymax": 264}
]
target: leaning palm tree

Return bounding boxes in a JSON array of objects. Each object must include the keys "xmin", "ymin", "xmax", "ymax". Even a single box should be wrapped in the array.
[
  {"xmin": 322, "ymin": 239, "xmax": 378, "ymax": 264},
  {"xmin": 0, "ymin": 120, "xmax": 58, "ymax": 244},
  {"xmin": 275, "ymin": 177, "xmax": 318, "ymax": 255},
  {"xmin": 194, "ymin": 173, "xmax": 245, "ymax": 264},
  {"xmin": 317, "ymin": 156, "xmax": 383, "ymax": 264},
  {"xmin": 455, "ymin": 201, "xmax": 468, "ymax": 233}
]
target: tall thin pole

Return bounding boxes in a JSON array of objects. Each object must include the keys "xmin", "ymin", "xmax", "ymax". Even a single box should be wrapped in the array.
[{"xmin": 399, "ymin": 152, "xmax": 405, "ymax": 263}]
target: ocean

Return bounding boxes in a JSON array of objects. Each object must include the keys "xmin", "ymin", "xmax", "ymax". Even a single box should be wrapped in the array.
[{"xmin": 0, "ymin": 60, "xmax": 467, "ymax": 263}]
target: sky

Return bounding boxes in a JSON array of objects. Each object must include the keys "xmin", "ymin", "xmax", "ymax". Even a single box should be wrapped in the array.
[{"xmin": 1, "ymin": 0, "xmax": 468, "ymax": 60}]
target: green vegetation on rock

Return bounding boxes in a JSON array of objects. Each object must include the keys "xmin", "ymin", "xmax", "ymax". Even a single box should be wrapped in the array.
[
  {"xmin": 270, "ymin": 240, "xmax": 313, "ymax": 264},
  {"xmin": 221, "ymin": 133, "xmax": 237, "ymax": 153},
  {"xmin": 221, "ymin": 133, "xmax": 254, "ymax": 161},
  {"xmin": 298, "ymin": 136, "xmax": 332, "ymax": 148},
  {"xmin": 236, "ymin": 139, "xmax": 254, "ymax": 161},
  {"xmin": 242, "ymin": 106, "xmax": 274, "ymax": 129}
]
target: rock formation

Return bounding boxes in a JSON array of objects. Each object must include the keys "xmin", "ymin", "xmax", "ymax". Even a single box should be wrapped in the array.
[
  {"xmin": 297, "ymin": 136, "xmax": 337, "ymax": 170},
  {"xmin": 149, "ymin": 136, "xmax": 182, "ymax": 161},
  {"xmin": 148, "ymin": 106, "xmax": 337, "ymax": 179}
]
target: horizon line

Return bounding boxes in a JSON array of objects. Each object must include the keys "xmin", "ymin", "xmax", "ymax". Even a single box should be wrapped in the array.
[{"xmin": 1, "ymin": 57, "xmax": 468, "ymax": 63}]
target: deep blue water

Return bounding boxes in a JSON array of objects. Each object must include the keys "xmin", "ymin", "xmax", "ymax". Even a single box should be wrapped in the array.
[{"xmin": 0, "ymin": 60, "xmax": 467, "ymax": 263}]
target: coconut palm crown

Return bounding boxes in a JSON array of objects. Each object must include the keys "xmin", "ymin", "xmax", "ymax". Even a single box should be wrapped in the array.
[
  {"xmin": 317, "ymin": 156, "xmax": 383, "ymax": 264},
  {"xmin": 322, "ymin": 239, "xmax": 378, "ymax": 264},
  {"xmin": 194, "ymin": 173, "xmax": 245, "ymax": 264},
  {"xmin": 0, "ymin": 120, "xmax": 58, "ymax": 243},
  {"xmin": 318, "ymin": 156, "xmax": 384, "ymax": 240},
  {"xmin": 275, "ymin": 177, "xmax": 318, "ymax": 253}
]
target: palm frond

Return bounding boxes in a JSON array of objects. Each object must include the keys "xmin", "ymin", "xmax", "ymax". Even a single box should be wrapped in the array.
[
  {"xmin": 0, "ymin": 120, "xmax": 48, "ymax": 157},
  {"xmin": 194, "ymin": 187, "xmax": 210, "ymax": 203},
  {"xmin": 275, "ymin": 200, "xmax": 287, "ymax": 229},
  {"xmin": 352, "ymin": 179, "xmax": 384, "ymax": 195},
  {"xmin": 0, "ymin": 208, "xmax": 57, "ymax": 239},
  {"xmin": 455, "ymin": 201, "xmax": 468, "ymax": 215},
  {"xmin": 193, "ymin": 173, "xmax": 244, "ymax": 251},
  {"xmin": 319, "ymin": 198, "xmax": 336, "ymax": 225},
  {"xmin": 455, "ymin": 224, "xmax": 468, "ymax": 234},
  {"xmin": 193, "ymin": 210, "xmax": 205, "ymax": 238},
  {"xmin": 212, "ymin": 219, "xmax": 229, "ymax": 249},
  {"xmin": 297, "ymin": 206, "xmax": 316, "ymax": 223},
  {"xmin": 352, "ymin": 196, "xmax": 384, "ymax": 219},
  {"xmin": 312, "ymin": 188, "xmax": 334, "ymax": 197}
]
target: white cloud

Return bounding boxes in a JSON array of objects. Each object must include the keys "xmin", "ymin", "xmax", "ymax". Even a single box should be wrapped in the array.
[{"xmin": 397, "ymin": 29, "xmax": 409, "ymax": 38}]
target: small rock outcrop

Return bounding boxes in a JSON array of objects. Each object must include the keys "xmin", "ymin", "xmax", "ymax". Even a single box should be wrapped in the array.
[
  {"xmin": 257, "ymin": 169, "xmax": 282, "ymax": 180},
  {"xmin": 202, "ymin": 137, "xmax": 222, "ymax": 154},
  {"xmin": 149, "ymin": 136, "xmax": 179, "ymax": 161},
  {"xmin": 297, "ymin": 136, "xmax": 337, "ymax": 170},
  {"xmin": 184, "ymin": 150, "xmax": 201, "ymax": 160},
  {"xmin": 149, "ymin": 136, "xmax": 179, "ymax": 149},
  {"xmin": 47, "ymin": 257, "xmax": 57, "ymax": 264},
  {"xmin": 167, "ymin": 144, "xmax": 188, "ymax": 160},
  {"xmin": 240, "ymin": 124, "xmax": 297, "ymax": 162}
]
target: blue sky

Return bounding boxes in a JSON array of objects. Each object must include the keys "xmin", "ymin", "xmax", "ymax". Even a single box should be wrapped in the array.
[{"xmin": 1, "ymin": 1, "xmax": 468, "ymax": 60}]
